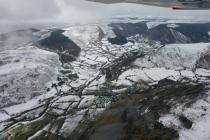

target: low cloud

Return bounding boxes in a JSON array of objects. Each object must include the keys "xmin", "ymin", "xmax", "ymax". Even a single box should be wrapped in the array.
[
  {"xmin": 0, "ymin": 0, "xmax": 61, "ymax": 20},
  {"xmin": 0, "ymin": 0, "xmax": 210, "ymax": 32}
]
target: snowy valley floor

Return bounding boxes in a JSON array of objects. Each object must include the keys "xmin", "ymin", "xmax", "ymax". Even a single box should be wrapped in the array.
[{"xmin": 0, "ymin": 18, "xmax": 210, "ymax": 140}]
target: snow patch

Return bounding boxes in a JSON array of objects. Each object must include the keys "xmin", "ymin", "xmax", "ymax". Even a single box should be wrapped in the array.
[
  {"xmin": 114, "ymin": 68, "xmax": 181, "ymax": 86},
  {"xmin": 159, "ymin": 91, "xmax": 210, "ymax": 140},
  {"xmin": 195, "ymin": 69, "xmax": 210, "ymax": 77},
  {"xmin": 0, "ymin": 47, "xmax": 60, "ymax": 108},
  {"xmin": 3, "ymin": 99, "xmax": 39, "ymax": 115},
  {"xmin": 59, "ymin": 112, "xmax": 84, "ymax": 138},
  {"xmin": 134, "ymin": 43, "xmax": 210, "ymax": 70},
  {"xmin": 167, "ymin": 23, "xmax": 180, "ymax": 28},
  {"xmin": 0, "ymin": 113, "xmax": 10, "ymax": 122},
  {"xmin": 63, "ymin": 25, "xmax": 104, "ymax": 48},
  {"xmin": 146, "ymin": 22, "xmax": 162, "ymax": 29},
  {"xmin": 78, "ymin": 95, "xmax": 95, "ymax": 109}
]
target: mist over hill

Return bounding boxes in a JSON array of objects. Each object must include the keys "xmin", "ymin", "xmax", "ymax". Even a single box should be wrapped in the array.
[{"xmin": 1, "ymin": 0, "xmax": 210, "ymax": 33}]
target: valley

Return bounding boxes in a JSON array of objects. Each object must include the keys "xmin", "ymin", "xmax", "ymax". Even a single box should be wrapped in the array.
[{"xmin": 0, "ymin": 18, "xmax": 210, "ymax": 140}]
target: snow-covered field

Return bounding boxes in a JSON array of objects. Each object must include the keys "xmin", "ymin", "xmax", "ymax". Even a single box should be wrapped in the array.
[
  {"xmin": 159, "ymin": 90, "xmax": 210, "ymax": 140},
  {"xmin": 1, "ymin": 20, "xmax": 210, "ymax": 139},
  {"xmin": 114, "ymin": 43, "xmax": 210, "ymax": 86},
  {"xmin": 0, "ymin": 46, "xmax": 60, "ymax": 108}
]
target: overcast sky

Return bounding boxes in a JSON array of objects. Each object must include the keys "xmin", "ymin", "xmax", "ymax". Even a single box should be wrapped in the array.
[{"xmin": 0, "ymin": 0, "xmax": 210, "ymax": 32}]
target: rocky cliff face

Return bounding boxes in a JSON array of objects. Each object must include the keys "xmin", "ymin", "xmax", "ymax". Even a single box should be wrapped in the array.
[{"xmin": 0, "ymin": 18, "xmax": 210, "ymax": 140}]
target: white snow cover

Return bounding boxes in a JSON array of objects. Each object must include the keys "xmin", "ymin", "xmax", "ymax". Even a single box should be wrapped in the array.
[
  {"xmin": 78, "ymin": 95, "xmax": 95, "ymax": 108},
  {"xmin": 3, "ymin": 99, "xmax": 40, "ymax": 115},
  {"xmin": 143, "ymin": 68, "xmax": 180, "ymax": 81},
  {"xmin": 84, "ymin": 75, "xmax": 106, "ymax": 92},
  {"xmin": 179, "ymin": 92, "xmax": 210, "ymax": 140},
  {"xmin": 59, "ymin": 111, "xmax": 85, "ymax": 138},
  {"xmin": 169, "ymin": 29, "xmax": 192, "ymax": 43},
  {"xmin": 0, "ymin": 46, "xmax": 60, "ymax": 108},
  {"xmin": 66, "ymin": 30, "xmax": 145, "ymax": 91},
  {"xmin": 0, "ymin": 79, "xmax": 60, "ymax": 119},
  {"xmin": 113, "ymin": 69, "xmax": 151, "ymax": 86},
  {"xmin": 27, "ymin": 130, "xmax": 43, "ymax": 140},
  {"xmin": 114, "ymin": 43, "xmax": 210, "ymax": 87},
  {"xmin": 134, "ymin": 43, "xmax": 210, "ymax": 70},
  {"xmin": 159, "ymin": 115, "xmax": 181, "ymax": 130},
  {"xmin": 1, "ymin": 23, "xmax": 210, "ymax": 139},
  {"xmin": 159, "ymin": 91, "xmax": 210, "ymax": 140},
  {"xmin": 0, "ymin": 113, "xmax": 10, "ymax": 122},
  {"xmin": 54, "ymin": 95, "xmax": 81, "ymax": 103},
  {"xmin": 113, "ymin": 68, "xmax": 194, "ymax": 86},
  {"xmin": 195, "ymin": 68, "xmax": 210, "ymax": 77},
  {"xmin": 167, "ymin": 23, "xmax": 180, "ymax": 28},
  {"xmin": 63, "ymin": 25, "xmax": 104, "ymax": 48},
  {"xmin": 146, "ymin": 22, "xmax": 162, "ymax": 29}
]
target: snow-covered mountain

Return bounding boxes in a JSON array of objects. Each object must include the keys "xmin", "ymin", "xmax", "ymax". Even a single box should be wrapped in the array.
[
  {"xmin": 0, "ymin": 47, "xmax": 60, "ymax": 108},
  {"xmin": 0, "ymin": 18, "xmax": 210, "ymax": 140}
]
